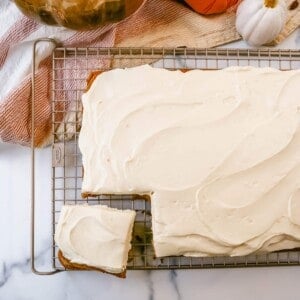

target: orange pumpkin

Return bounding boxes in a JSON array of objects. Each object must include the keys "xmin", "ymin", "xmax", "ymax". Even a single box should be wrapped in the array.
[{"xmin": 184, "ymin": 0, "xmax": 239, "ymax": 15}]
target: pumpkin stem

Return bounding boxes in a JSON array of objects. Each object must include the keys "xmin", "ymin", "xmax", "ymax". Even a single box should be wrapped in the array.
[{"xmin": 264, "ymin": 0, "xmax": 278, "ymax": 8}]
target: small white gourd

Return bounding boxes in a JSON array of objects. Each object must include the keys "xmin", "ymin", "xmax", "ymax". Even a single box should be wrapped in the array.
[{"xmin": 236, "ymin": 0, "xmax": 287, "ymax": 46}]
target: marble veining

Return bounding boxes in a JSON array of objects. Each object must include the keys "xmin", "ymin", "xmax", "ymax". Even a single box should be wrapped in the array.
[
  {"xmin": 169, "ymin": 270, "xmax": 181, "ymax": 300},
  {"xmin": 0, "ymin": 260, "xmax": 29, "ymax": 288},
  {"xmin": 147, "ymin": 271, "xmax": 155, "ymax": 300}
]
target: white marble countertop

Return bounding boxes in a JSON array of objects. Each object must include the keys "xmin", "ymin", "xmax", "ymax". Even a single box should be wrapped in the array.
[{"xmin": 1, "ymin": 29, "xmax": 300, "ymax": 300}]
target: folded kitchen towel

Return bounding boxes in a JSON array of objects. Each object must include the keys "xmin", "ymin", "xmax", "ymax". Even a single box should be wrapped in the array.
[
  {"xmin": 0, "ymin": 0, "xmax": 116, "ymax": 147},
  {"xmin": 0, "ymin": 0, "xmax": 299, "ymax": 147}
]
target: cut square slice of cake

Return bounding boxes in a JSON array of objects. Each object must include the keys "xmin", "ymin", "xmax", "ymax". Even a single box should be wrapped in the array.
[{"xmin": 55, "ymin": 205, "xmax": 136, "ymax": 278}]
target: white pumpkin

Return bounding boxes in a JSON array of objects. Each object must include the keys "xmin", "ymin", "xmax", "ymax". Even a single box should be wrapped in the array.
[{"xmin": 236, "ymin": 0, "xmax": 287, "ymax": 46}]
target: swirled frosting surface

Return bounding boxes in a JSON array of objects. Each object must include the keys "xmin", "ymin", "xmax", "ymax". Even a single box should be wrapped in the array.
[
  {"xmin": 55, "ymin": 205, "xmax": 136, "ymax": 272},
  {"xmin": 79, "ymin": 65, "xmax": 300, "ymax": 257}
]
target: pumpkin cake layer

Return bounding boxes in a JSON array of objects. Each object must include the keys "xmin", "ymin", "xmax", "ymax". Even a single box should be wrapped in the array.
[
  {"xmin": 55, "ymin": 205, "xmax": 136, "ymax": 277},
  {"xmin": 79, "ymin": 65, "xmax": 300, "ymax": 257}
]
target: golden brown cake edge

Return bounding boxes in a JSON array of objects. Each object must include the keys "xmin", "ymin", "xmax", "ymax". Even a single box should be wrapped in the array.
[{"xmin": 58, "ymin": 250, "xmax": 126, "ymax": 278}]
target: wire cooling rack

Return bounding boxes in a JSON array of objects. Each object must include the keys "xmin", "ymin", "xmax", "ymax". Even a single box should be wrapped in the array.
[{"xmin": 31, "ymin": 38, "xmax": 300, "ymax": 275}]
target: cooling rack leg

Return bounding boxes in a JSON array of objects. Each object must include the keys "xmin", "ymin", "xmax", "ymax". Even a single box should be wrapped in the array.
[{"xmin": 31, "ymin": 38, "xmax": 60, "ymax": 275}]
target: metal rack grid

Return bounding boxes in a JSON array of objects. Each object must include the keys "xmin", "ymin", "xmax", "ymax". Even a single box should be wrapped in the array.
[{"xmin": 31, "ymin": 39, "xmax": 300, "ymax": 275}]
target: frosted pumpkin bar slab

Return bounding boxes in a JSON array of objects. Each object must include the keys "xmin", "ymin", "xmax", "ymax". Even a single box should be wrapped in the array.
[{"xmin": 79, "ymin": 65, "xmax": 300, "ymax": 257}]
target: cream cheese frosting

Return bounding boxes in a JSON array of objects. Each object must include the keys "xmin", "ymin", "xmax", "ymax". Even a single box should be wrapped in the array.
[
  {"xmin": 79, "ymin": 65, "xmax": 300, "ymax": 257},
  {"xmin": 55, "ymin": 205, "xmax": 136, "ymax": 273}
]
